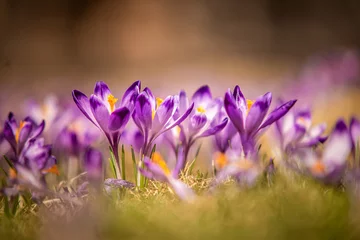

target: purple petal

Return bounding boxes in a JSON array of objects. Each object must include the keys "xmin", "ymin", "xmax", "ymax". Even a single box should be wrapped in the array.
[
  {"xmin": 174, "ymin": 90, "xmax": 189, "ymax": 118},
  {"xmin": 18, "ymin": 122, "xmax": 33, "ymax": 149},
  {"xmin": 192, "ymin": 85, "xmax": 212, "ymax": 105},
  {"xmin": 108, "ymin": 107, "xmax": 130, "ymax": 131},
  {"xmin": 323, "ymin": 119, "xmax": 351, "ymax": 166},
  {"xmin": 3, "ymin": 121, "xmax": 16, "ymax": 152},
  {"xmin": 168, "ymin": 178, "xmax": 196, "ymax": 202},
  {"xmin": 152, "ymin": 96, "xmax": 176, "ymax": 134},
  {"xmin": 143, "ymin": 157, "xmax": 168, "ymax": 182},
  {"xmin": 233, "ymin": 85, "xmax": 247, "ymax": 113},
  {"xmin": 245, "ymin": 92, "xmax": 272, "ymax": 135},
  {"xmin": 72, "ymin": 90, "xmax": 99, "ymax": 128},
  {"xmin": 134, "ymin": 92, "xmax": 153, "ymax": 130},
  {"xmin": 350, "ymin": 117, "xmax": 360, "ymax": 145},
  {"xmin": 160, "ymin": 102, "xmax": 194, "ymax": 134},
  {"xmin": 90, "ymin": 94, "xmax": 110, "ymax": 132},
  {"xmin": 94, "ymin": 81, "xmax": 111, "ymax": 101},
  {"xmin": 29, "ymin": 120, "xmax": 45, "ymax": 139},
  {"xmin": 258, "ymin": 99, "xmax": 297, "ymax": 131},
  {"xmin": 224, "ymin": 91, "xmax": 245, "ymax": 134},
  {"xmin": 197, "ymin": 118, "xmax": 228, "ymax": 139},
  {"xmin": 143, "ymin": 87, "xmax": 156, "ymax": 110},
  {"xmin": 189, "ymin": 113, "xmax": 207, "ymax": 136},
  {"xmin": 172, "ymin": 147, "xmax": 185, "ymax": 178},
  {"xmin": 121, "ymin": 80, "xmax": 141, "ymax": 111},
  {"xmin": 84, "ymin": 147, "xmax": 103, "ymax": 179}
]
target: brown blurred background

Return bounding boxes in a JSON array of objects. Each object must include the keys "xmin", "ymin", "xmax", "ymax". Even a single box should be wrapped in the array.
[{"xmin": 0, "ymin": 0, "xmax": 359, "ymax": 112}]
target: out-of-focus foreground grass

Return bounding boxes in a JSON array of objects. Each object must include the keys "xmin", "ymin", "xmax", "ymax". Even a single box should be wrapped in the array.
[{"xmin": 1, "ymin": 172, "xmax": 360, "ymax": 240}]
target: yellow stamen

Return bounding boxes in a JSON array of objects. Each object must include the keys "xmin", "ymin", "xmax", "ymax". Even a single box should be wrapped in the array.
[
  {"xmin": 151, "ymin": 152, "xmax": 171, "ymax": 175},
  {"xmin": 246, "ymin": 99, "xmax": 254, "ymax": 113},
  {"xmin": 196, "ymin": 106, "xmax": 206, "ymax": 113},
  {"xmin": 107, "ymin": 94, "xmax": 118, "ymax": 113},
  {"xmin": 156, "ymin": 97, "xmax": 164, "ymax": 108},
  {"xmin": 311, "ymin": 161, "xmax": 325, "ymax": 175},
  {"xmin": 214, "ymin": 152, "xmax": 228, "ymax": 170},
  {"xmin": 9, "ymin": 168, "xmax": 17, "ymax": 179},
  {"xmin": 43, "ymin": 165, "xmax": 60, "ymax": 176},
  {"xmin": 15, "ymin": 121, "xmax": 26, "ymax": 143}
]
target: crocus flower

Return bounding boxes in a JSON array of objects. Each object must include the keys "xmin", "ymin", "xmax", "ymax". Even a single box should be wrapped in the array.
[
  {"xmin": 132, "ymin": 87, "xmax": 194, "ymax": 156},
  {"xmin": 224, "ymin": 85, "xmax": 297, "ymax": 155},
  {"xmin": 55, "ymin": 106, "xmax": 101, "ymax": 157},
  {"xmin": 139, "ymin": 151, "xmax": 195, "ymax": 202},
  {"xmin": 84, "ymin": 147, "xmax": 103, "ymax": 182},
  {"xmin": 212, "ymin": 150, "xmax": 263, "ymax": 188},
  {"xmin": 13, "ymin": 137, "xmax": 58, "ymax": 190},
  {"xmin": 164, "ymin": 86, "xmax": 228, "ymax": 172},
  {"xmin": 274, "ymin": 107, "xmax": 327, "ymax": 153},
  {"xmin": 299, "ymin": 119, "xmax": 351, "ymax": 184},
  {"xmin": 2, "ymin": 113, "xmax": 45, "ymax": 157},
  {"xmin": 72, "ymin": 81, "xmax": 139, "ymax": 176}
]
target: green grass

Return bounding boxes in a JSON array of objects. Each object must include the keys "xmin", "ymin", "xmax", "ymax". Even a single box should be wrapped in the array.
[{"xmin": 1, "ymin": 172, "xmax": 360, "ymax": 240}]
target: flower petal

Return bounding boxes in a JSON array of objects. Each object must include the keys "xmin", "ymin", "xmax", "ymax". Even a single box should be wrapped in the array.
[
  {"xmin": 245, "ymin": 92, "xmax": 272, "ymax": 135},
  {"xmin": 224, "ymin": 91, "xmax": 245, "ymax": 134},
  {"xmin": 134, "ymin": 91, "xmax": 153, "ymax": 131},
  {"xmin": 94, "ymin": 81, "xmax": 111, "ymax": 101},
  {"xmin": 258, "ymin": 99, "xmax": 297, "ymax": 131},
  {"xmin": 189, "ymin": 113, "xmax": 207, "ymax": 136},
  {"xmin": 85, "ymin": 147, "xmax": 103, "ymax": 179},
  {"xmin": 323, "ymin": 119, "xmax": 351, "ymax": 166},
  {"xmin": 197, "ymin": 118, "xmax": 228, "ymax": 139},
  {"xmin": 152, "ymin": 96, "xmax": 176, "ymax": 134},
  {"xmin": 192, "ymin": 85, "xmax": 212, "ymax": 105},
  {"xmin": 160, "ymin": 102, "xmax": 194, "ymax": 134},
  {"xmin": 29, "ymin": 120, "xmax": 45, "ymax": 139},
  {"xmin": 168, "ymin": 177, "xmax": 196, "ymax": 202},
  {"xmin": 108, "ymin": 107, "xmax": 130, "ymax": 131},
  {"xmin": 72, "ymin": 90, "xmax": 99, "ymax": 128},
  {"xmin": 233, "ymin": 85, "xmax": 247, "ymax": 114},
  {"xmin": 90, "ymin": 94, "xmax": 110, "ymax": 132},
  {"xmin": 142, "ymin": 157, "xmax": 168, "ymax": 182},
  {"xmin": 121, "ymin": 80, "xmax": 141, "ymax": 111}
]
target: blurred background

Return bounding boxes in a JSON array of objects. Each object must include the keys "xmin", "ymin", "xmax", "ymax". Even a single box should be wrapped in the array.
[{"xmin": 0, "ymin": 0, "xmax": 359, "ymax": 119}]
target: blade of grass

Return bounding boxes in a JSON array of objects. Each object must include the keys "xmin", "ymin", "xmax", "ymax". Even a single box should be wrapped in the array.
[
  {"xmin": 3, "ymin": 155, "xmax": 14, "ymax": 169},
  {"xmin": 185, "ymin": 144, "xmax": 202, "ymax": 176},
  {"xmin": 108, "ymin": 147, "xmax": 118, "ymax": 179},
  {"xmin": 130, "ymin": 146, "xmax": 137, "ymax": 183},
  {"xmin": 121, "ymin": 145, "xmax": 126, "ymax": 180}
]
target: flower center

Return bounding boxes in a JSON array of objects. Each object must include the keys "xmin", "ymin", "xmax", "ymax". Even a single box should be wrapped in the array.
[
  {"xmin": 214, "ymin": 152, "xmax": 227, "ymax": 170},
  {"xmin": 42, "ymin": 165, "xmax": 60, "ymax": 175},
  {"xmin": 15, "ymin": 121, "xmax": 26, "ymax": 143},
  {"xmin": 107, "ymin": 94, "xmax": 118, "ymax": 113},
  {"xmin": 246, "ymin": 99, "xmax": 254, "ymax": 113},
  {"xmin": 311, "ymin": 160, "xmax": 326, "ymax": 175},
  {"xmin": 152, "ymin": 152, "xmax": 171, "ymax": 175},
  {"xmin": 196, "ymin": 106, "xmax": 206, "ymax": 113}
]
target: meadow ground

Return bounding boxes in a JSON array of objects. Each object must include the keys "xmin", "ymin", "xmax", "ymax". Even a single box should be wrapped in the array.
[{"xmin": 1, "ymin": 171, "xmax": 360, "ymax": 240}]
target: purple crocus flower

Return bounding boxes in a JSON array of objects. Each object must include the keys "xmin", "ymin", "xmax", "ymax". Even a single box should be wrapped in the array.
[
  {"xmin": 212, "ymin": 150, "xmax": 263, "ymax": 188},
  {"xmin": 2, "ymin": 113, "xmax": 45, "ymax": 157},
  {"xmin": 299, "ymin": 119, "xmax": 352, "ymax": 184},
  {"xmin": 164, "ymin": 86, "xmax": 228, "ymax": 172},
  {"xmin": 139, "ymin": 151, "xmax": 195, "ymax": 202},
  {"xmin": 72, "ymin": 81, "xmax": 139, "ymax": 177},
  {"xmin": 13, "ymin": 137, "xmax": 58, "ymax": 190},
  {"xmin": 132, "ymin": 87, "xmax": 194, "ymax": 156},
  {"xmin": 224, "ymin": 86, "xmax": 297, "ymax": 155},
  {"xmin": 275, "ymin": 107, "xmax": 327, "ymax": 153},
  {"xmin": 84, "ymin": 147, "xmax": 103, "ymax": 182}
]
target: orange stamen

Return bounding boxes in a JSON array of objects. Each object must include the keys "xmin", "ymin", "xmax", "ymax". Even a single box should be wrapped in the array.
[
  {"xmin": 214, "ymin": 152, "xmax": 228, "ymax": 170},
  {"xmin": 15, "ymin": 121, "xmax": 26, "ymax": 143},
  {"xmin": 152, "ymin": 152, "xmax": 171, "ymax": 175},
  {"xmin": 107, "ymin": 94, "xmax": 118, "ymax": 113},
  {"xmin": 43, "ymin": 165, "xmax": 60, "ymax": 176}
]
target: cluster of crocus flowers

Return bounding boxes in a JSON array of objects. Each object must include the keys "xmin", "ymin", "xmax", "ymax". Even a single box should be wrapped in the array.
[{"xmin": 1, "ymin": 113, "xmax": 57, "ymax": 195}]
